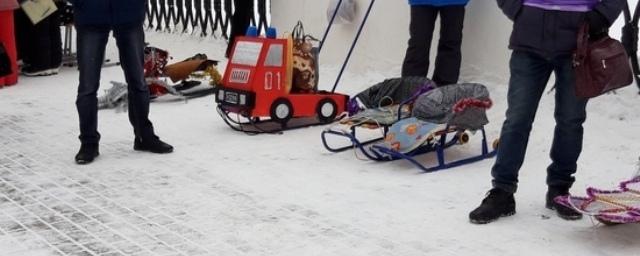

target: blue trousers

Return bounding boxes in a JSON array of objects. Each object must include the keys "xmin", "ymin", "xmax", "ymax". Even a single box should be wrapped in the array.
[
  {"xmin": 491, "ymin": 51, "xmax": 588, "ymax": 194},
  {"xmin": 75, "ymin": 23, "xmax": 155, "ymax": 144}
]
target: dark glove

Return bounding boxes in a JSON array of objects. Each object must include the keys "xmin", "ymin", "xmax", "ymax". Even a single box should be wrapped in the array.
[{"xmin": 585, "ymin": 10, "xmax": 609, "ymax": 40}]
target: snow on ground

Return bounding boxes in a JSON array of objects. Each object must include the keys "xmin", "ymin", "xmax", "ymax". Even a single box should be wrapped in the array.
[{"xmin": 0, "ymin": 31, "xmax": 639, "ymax": 256}]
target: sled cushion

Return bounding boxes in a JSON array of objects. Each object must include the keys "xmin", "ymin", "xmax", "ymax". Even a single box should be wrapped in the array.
[
  {"xmin": 380, "ymin": 117, "xmax": 439, "ymax": 153},
  {"xmin": 353, "ymin": 77, "xmax": 435, "ymax": 109},
  {"xmin": 340, "ymin": 105, "xmax": 411, "ymax": 127},
  {"xmin": 412, "ymin": 83, "xmax": 490, "ymax": 130}
]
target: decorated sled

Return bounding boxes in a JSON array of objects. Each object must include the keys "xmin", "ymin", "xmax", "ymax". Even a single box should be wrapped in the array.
[
  {"xmin": 215, "ymin": 0, "xmax": 376, "ymax": 134},
  {"xmin": 98, "ymin": 47, "xmax": 222, "ymax": 110},
  {"xmin": 555, "ymin": 176, "xmax": 640, "ymax": 225}
]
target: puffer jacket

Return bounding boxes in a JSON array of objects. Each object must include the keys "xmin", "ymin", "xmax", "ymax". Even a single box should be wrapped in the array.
[
  {"xmin": 409, "ymin": 0, "xmax": 470, "ymax": 6},
  {"xmin": 68, "ymin": 0, "xmax": 146, "ymax": 26},
  {"xmin": 497, "ymin": 0, "xmax": 624, "ymax": 57}
]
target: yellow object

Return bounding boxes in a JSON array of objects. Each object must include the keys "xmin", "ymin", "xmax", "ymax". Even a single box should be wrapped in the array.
[
  {"xmin": 206, "ymin": 65, "xmax": 222, "ymax": 86},
  {"xmin": 20, "ymin": 0, "xmax": 57, "ymax": 25}
]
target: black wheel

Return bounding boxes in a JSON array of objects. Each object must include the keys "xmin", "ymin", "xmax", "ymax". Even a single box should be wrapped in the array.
[
  {"xmin": 316, "ymin": 98, "xmax": 338, "ymax": 124},
  {"xmin": 270, "ymin": 98, "xmax": 293, "ymax": 126}
]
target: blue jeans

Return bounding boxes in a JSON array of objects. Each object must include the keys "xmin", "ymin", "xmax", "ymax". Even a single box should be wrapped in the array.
[
  {"xmin": 491, "ymin": 51, "xmax": 588, "ymax": 194},
  {"xmin": 75, "ymin": 23, "xmax": 155, "ymax": 144}
]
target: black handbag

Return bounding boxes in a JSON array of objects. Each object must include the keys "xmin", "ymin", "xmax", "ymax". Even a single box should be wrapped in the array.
[{"xmin": 0, "ymin": 43, "xmax": 12, "ymax": 77}]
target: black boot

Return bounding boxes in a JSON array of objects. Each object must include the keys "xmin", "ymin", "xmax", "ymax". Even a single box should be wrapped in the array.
[
  {"xmin": 75, "ymin": 144, "xmax": 99, "ymax": 164},
  {"xmin": 546, "ymin": 186, "xmax": 583, "ymax": 220},
  {"xmin": 134, "ymin": 137, "xmax": 174, "ymax": 154},
  {"xmin": 469, "ymin": 188, "xmax": 516, "ymax": 224}
]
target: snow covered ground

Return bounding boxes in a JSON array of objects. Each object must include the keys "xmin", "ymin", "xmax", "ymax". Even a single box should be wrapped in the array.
[{"xmin": 0, "ymin": 30, "xmax": 639, "ymax": 256}]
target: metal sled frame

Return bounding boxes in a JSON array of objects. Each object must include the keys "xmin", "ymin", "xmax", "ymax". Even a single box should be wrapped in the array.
[
  {"xmin": 370, "ymin": 127, "xmax": 497, "ymax": 173},
  {"xmin": 323, "ymin": 120, "xmax": 497, "ymax": 172},
  {"xmin": 217, "ymin": 105, "xmax": 347, "ymax": 135}
]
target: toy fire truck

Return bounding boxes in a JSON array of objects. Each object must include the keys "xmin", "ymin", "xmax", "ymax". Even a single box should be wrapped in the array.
[
  {"xmin": 216, "ymin": 0, "xmax": 375, "ymax": 133},
  {"xmin": 215, "ymin": 34, "xmax": 349, "ymax": 132}
]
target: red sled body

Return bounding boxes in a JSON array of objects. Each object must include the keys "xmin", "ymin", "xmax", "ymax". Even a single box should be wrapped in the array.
[{"xmin": 216, "ymin": 36, "xmax": 349, "ymax": 131}]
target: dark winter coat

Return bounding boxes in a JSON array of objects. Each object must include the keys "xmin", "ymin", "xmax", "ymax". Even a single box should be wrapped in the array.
[
  {"xmin": 68, "ymin": 0, "xmax": 146, "ymax": 26},
  {"xmin": 497, "ymin": 0, "xmax": 624, "ymax": 57},
  {"xmin": 409, "ymin": 0, "xmax": 470, "ymax": 6}
]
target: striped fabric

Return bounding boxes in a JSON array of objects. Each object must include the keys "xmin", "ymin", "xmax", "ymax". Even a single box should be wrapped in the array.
[{"xmin": 523, "ymin": 0, "xmax": 600, "ymax": 12}]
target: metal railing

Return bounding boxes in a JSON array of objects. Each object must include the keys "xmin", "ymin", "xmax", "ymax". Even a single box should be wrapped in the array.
[{"xmin": 145, "ymin": 0, "xmax": 270, "ymax": 38}]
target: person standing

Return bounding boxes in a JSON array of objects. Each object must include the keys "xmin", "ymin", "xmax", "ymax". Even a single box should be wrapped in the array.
[
  {"xmin": 225, "ymin": 0, "xmax": 253, "ymax": 57},
  {"xmin": 14, "ymin": 0, "xmax": 63, "ymax": 76},
  {"xmin": 401, "ymin": 0, "xmax": 469, "ymax": 86},
  {"xmin": 0, "ymin": 0, "xmax": 19, "ymax": 87},
  {"xmin": 69, "ymin": 0, "xmax": 173, "ymax": 164},
  {"xmin": 469, "ymin": 0, "xmax": 624, "ymax": 224}
]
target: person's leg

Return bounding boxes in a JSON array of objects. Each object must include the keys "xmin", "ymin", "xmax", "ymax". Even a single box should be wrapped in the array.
[
  {"xmin": 547, "ymin": 55, "xmax": 588, "ymax": 189},
  {"xmin": 491, "ymin": 51, "xmax": 553, "ymax": 194},
  {"xmin": 13, "ymin": 9, "xmax": 31, "ymax": 67},
  {"xmin": 432, "ymin": 5, "xmax": 465, "ymax": 85},
  {"xmin": 75, "ymin": 25, "xmax": 110, "ymax": 145},
  {"xmin": 112, "ymin": 23, "xmax": 155, "ymax": 141},
  {"xmin": 401, "ymin": 5, "xmax": 438, "ymax": 77},
  {"xmin": 470, "ymin": 50, "xmax": 553, "ymax": 224},
  {"xmin": 48, "ymin": 9, "xmax": 62, "ymax": 70},
  {"xmin": 225, "ymin": 0, "xmax": 253, "ymax": 57},
  {"xmin": 27, "ymin": 14, "xmax": 54, "ymax": 72},
  {"xmin": 0, "ymin": 10, "xmax": 18, "ymax": 86}
]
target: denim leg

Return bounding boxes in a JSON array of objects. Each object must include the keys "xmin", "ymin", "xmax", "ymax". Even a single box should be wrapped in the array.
[
  {"xmin": 401, "ymin": 6, "xmax": 438, "ymax": 77},
  {"xmin": 491, "ymin": 51, "xmax": 553, "ymax": 193},
  {"xmin": 75, "ymin": 25, "xmax": 110, "ymax": 145},
  {"xmin": 432, "ymin": 5, "xmax": 465, "ymax": 85},
  {"xmin": 112, "ymin": 24, "xmax": 156, "ymax": 141},
  {"xmin": 546, "ymin": 55, "xmax": 588, "ymax": 189}
]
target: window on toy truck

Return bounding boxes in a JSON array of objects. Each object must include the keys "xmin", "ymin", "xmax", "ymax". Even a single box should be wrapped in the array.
[
  {"xmin": 232, "ymin": 41, "xmax": 263, "ymax": 67},
  {"xmin": 264, "ymin": 44, "xmax": 284, "ymax": 67}
]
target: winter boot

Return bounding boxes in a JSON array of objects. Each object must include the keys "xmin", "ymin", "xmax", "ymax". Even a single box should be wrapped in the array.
[
  {"xmin": 75, "ymin": 143, "xmax": 99, "ymax": 165},
  {"xmin": 134, "ymin": 137, "xmax": 174, "ymax": 154},
  {"xmin": 546, "ymin": 186, "xmax": 583, "ymax": 220},
  {"xmin": 469, "ymin": 188, "xmax": 516, "ymax": 224}
]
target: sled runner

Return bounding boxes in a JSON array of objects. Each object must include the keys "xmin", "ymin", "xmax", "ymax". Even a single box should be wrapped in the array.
[{"xmin": 555, "ymin": 177, "xmax": 640, "ymax": 225}]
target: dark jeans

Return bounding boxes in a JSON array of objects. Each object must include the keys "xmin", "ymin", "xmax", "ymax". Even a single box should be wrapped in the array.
[
  {"xmin": 401, "ymin": 5, "xmax": 465, "ymax": 85},
  {"xmin": 491, "ymin": 51, "xmax": 588, "ymax": 194},
  {"xmin": 75, "ymin": 23, "xmax": 155, "ymax": 145},
  {"xmin": 14, "ymin": 8, "xmax": 62, "ymax": 70}
]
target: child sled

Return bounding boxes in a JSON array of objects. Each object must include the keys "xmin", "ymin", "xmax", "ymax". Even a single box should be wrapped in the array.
[
  {"xmin": 322, "ymin": 82, "xmax": 499, "ymax": 172},
  {"xmin": 215, "ymin": 0, "xmax": 377, "ymax": 134},
  {"xmin": 555, "ymin": 176, "xmax": 640, "ymax": 225}
]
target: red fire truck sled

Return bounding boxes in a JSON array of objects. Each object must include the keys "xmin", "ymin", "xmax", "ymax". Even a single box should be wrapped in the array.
[{"xmin": 215, "ymin": 0, "xmax": 376, "ymax": 133}]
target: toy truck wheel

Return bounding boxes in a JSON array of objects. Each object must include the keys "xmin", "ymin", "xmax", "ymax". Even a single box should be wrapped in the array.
[
  {"xmin": 316, "ymin": 98, "xmax": 338, "ymax": 124},
  {"xmin": 270, "ymin": 98, "xmax": 293, "ymax": 125}
]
